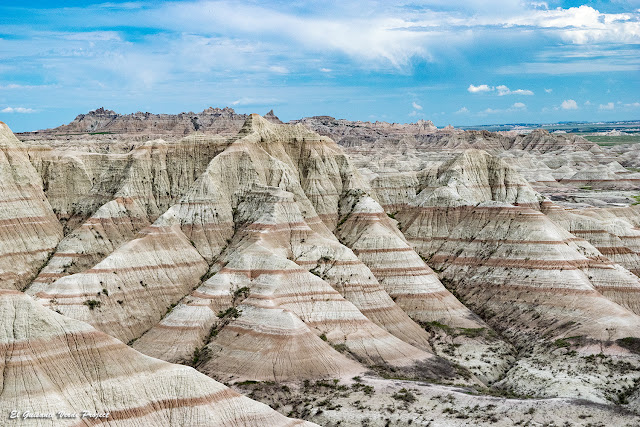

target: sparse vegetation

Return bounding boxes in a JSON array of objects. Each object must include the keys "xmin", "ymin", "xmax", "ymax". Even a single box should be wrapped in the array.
[
  {"xmin": 233, "ymin": 286, "xmax": 250, "ymax": 299},
  {"xmin": 83, "ymin": 299, "xmax": 101, "ymax": 310},
  {"xmin": 584, "ymin": 134, "xmax": 640, "ymax": 145},
  {"xmin": 217, "ymin": 306, "xmax": 241, "ymax": 319},
  {"xmin": 391, "ymin": 388, "xmax": 417, "ymax": 404}
]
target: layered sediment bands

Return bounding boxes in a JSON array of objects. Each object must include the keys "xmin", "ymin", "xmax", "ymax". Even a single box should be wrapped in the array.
[
  {"xmin": 31, "ymin": 149, "xmax": 130, "ymax": 231},
  {"xmin": 541, "ymin": 202, "xmax": 640, "ymax": 313},
  {"xmin": 334, "ymin": 191, "xmax": 519, "ymax": 384},
  {"xmin": 369, "ymin": 170, "xmax": 419, "ymax": 212},
  {"xmin": 6, "ymin": 109, "xmax": 640, "ymax": 422},
  {"xmin": 415, "ymin": 149, "xmax": 542, "ymax": 207},
  {"xmin": 29, "ymin": 115, "xmax": 457, "ymax": 383},
  {"xmin": 0, "ymin": 290, "xmax": 313, "ymax": 427},
  {"xmin": 295, "ymin": 116, "xmax": 596, "ymax": 154},
  {"xmin": 41, "ymin": 106, "xmax": 253, "ymax": 136},
  {"xmin": 336, "ymin": 191, "xmax": 484, "ymax": 328},
  {"xmin": 135, "ymin": 185, "xmax": 446, "ymax": 381},
  {"xmin": 28, "ymin": 134, "xmax": 229, "ymax": 292},
  {"xmin": 400, "ymin": 199, "xmax": 640, "ymax": 348},
  {"xmin": 36, "ymin": 222, "xmax": 209, "ymax": 343},
  {"xmin": 578, "ymin": 205, "xmax": 640, "ymax": 276},
  {"xmin": 0, "ymin": 122, "xmax": 63, "ymax": 290}
]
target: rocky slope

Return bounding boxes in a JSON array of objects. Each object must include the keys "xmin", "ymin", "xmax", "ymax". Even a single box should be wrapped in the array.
[
  {"xmin": 0, "ymin": 122, "xmax": 63, "ymax": 291},
  {"xmin": 0, "ymin": 290, "xmax": 313, "ymax": 426},
  {"xmin": 2, "ymin": 113, "xmax": 640, "ymax": 425}
]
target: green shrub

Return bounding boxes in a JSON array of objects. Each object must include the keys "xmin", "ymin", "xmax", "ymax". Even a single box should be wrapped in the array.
[{"xmin": 83, "ymin": 300, "xmax": 101, "ymax": 310}]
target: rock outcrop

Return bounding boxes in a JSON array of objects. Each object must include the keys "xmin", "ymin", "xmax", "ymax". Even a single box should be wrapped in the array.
[
  {"xmin": 0, "ymin": 290, "xmax": 314, "ymax": 426},
  {"xmin": 31, "ymin": 115, "xmax": 467, "ymax": 386},
  {"xmin": 0, "ymin": 122, "xmax": 63, "ymax": 290},
  {"xmin": 3, "ymin": 112, "xmax": 640, "ymax": 424},
  {"xmin": 31, "ymin": 107, "xmax": 284, "ymax": 136}
]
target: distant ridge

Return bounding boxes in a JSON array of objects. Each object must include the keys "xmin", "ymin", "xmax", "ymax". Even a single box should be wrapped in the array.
[
  {"xmin": 21, "ymin": 106, "xmax": 598, "ymax": 153},
  {"xmin": 33, "ymin": 107, "xmax": 283, "ymax": 136}
]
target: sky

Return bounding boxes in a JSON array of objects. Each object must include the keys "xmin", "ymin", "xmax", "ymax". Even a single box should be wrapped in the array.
[{"xmin": 0, "ymin": 1, "xmax": 638, "ymax": 132}]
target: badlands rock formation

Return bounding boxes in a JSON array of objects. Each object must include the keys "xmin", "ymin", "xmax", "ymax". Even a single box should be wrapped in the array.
[
  {"xmin": 0, "ymin": 122, "xmax": 62, "ymax": 290},
  {"xmin": 0, "ymin": 290, "xmax": 312, "ymax": 426},
  {"xmin": 2, "ymin": 111, "xmax": 640, "ymax": 425},
  {"xmin": 30, "ymin": 106, "xmax": 282, "ymax": 137}
]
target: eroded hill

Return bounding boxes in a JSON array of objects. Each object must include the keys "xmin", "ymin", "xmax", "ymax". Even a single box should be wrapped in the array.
[{"xmin": 2, "ymin": 114, "xmax": 640, "ymax": 426}]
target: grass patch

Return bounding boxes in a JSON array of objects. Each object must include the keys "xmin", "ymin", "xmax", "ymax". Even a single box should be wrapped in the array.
[
  {"xmin": 332, "ymin": 343, "xmax": 349, "ymax": 353},
  {"xmin": 459, "ymin": 328, "xmax": 486, "ymax": 338},
  {"xmin": 233, "ymin": 286, "xmax": 250, "ymax": 299},
  {"xmin": 584, "ymin": 134, "xmax": 640, "ymax": 145},
  {"xmin": 422, "ymin": 320, "xmax": 454, "ymax": 334},
  {"xmin": 553, "ymin": 338, "xmax": 570, "ymax": 348}
]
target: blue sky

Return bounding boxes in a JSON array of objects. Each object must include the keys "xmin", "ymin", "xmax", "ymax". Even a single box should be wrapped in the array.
[{"xmin": 0, "ymin": 1, "xmax": 638, "ymax": 131}]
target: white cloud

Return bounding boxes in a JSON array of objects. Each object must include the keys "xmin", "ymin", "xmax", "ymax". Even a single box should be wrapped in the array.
[
  {"xmin": 512, "ymin": 102, "xmax": 526, "ymax": 109},
  {"xmin": 0, "ymin": 84, "xmax": 52, "ymax": 90},
  {"xmin": 412, "ymin": 101, "xmax": 423, "ymax": 110},
  {"xmin": 625, "ymin": 102, "xmax": 640, "ymax": 108},
  {"xmin": 496, "ymin": 85, "xmax": 534, "ymax": 96},
  {"xmin": 231, "ymin": 97, "xmax": 281, "ymax": 106},
  {"xmin": 561, "ymin": 99, "xmax": 578, "ymax": 110},
  {"xmin": 544, "ymin": 88, "xmax": 552, "ymax": 93},
  {"xmin": 499, "ymin": 59, "xmax": 640, "ymax": 74},
  {"xmin": 1, "ymin": 107, "xmax": 35, "ymax": 113},
  {"xmin": 456, "ymin": 106, "xmax": 469, "ymax": 114},
  {"xmin": 156, "ymin": 1, "xmax": 444, "ymax": 69},
  {"xmin": 268, "ymin": 65, "xmax": 289, "ymax": 74},
  {"xmin": 529, "ymin": 2, "xmax": 549, "ymax": 10},
  {"xmin": 468, "ymin": 84, "xmax": 493, "ymax": 93},
  {"xmin": 319, "ymin": 68, "xmax": 332, "ymax": 72},
  {"xmin": 584, "ymin": 100, "xmax": 591, "ymax": 105},
  {"xmin": 469, "ymin": 84, "xmax": 534, "ymax": 96},
  {"xmin": 599, "ymin": 102, "xmax": 614, "ymax": 110},
  {"xmin": 495, "ymin": 6, "xmax": 640, "ymax": 45}
]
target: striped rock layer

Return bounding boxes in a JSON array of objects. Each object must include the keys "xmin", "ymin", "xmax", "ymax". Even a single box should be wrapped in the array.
[
  {"xmin": 29, "ymin": 115, "xmax": 469, "ymax": 384},
  {"xmin": 4, "ymin": 113, "xmax": 640, "ymax": 412},
  {"xmin": 27, "ymin": 134, "xmax": 229, "ymax": 294},
  {"xmin": 391, "ymin": 150, "xmax": 640, "ymax": 349},
  {"xmin": 0, "ymin": 122, "xmax": 63, "ymax": 290},
  {"xmin": 0, "ymin": 290, "xmax": 313, "ymax": 427}
]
